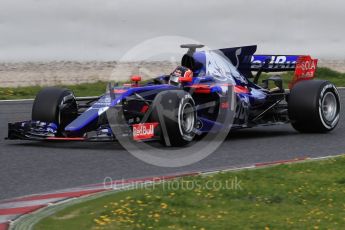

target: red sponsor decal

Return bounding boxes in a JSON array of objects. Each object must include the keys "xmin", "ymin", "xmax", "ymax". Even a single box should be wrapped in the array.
[
  {"xmin": 234, "ymin": 85, "xmax": 249, "ymax": 94},
  {"xmin": 132, "ymin": 123, "xmax": 158, "ymax": 140},
  {"xmin": 190, "ymin": 84, "xmax": 249, "ymax": 94},
  {"xmin": 113, "ymin": 89, "xmax": 127, "ymax": 94},
  {"xmin": 220, "ymin": 102, "xmax": 230, "ymax": 109},
  {"xmin": 289, "ymin": 55, "xmax": 318, "ymax": 89},
  {"xmin": 190, "ymin": 84, "xmax": 212, "ymax": 94}
]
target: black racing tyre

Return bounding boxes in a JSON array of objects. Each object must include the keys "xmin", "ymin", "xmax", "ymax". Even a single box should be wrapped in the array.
[
  {"xmin": 288, "ymin": 80, "xmax": 340, "ymax": 133},
  {"xmin": 151, "ymin": 90, "xmax": 197, "ymax": 147},
  {"xmin": 32, "ymin": 87, "xmax": 78, "ymax": 133}
]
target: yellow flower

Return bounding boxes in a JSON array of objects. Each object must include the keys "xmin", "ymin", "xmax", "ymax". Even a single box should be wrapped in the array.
[{"xmin": 161, "ymin": 203, "xmax": 168, "ymax": 209}]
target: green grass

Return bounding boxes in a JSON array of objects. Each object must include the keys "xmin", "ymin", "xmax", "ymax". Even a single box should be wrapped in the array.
[
  {"xmin": 35, "ymin": 156, "xmax": 345, "ymax": 230},
  {"xmin": 0, "ymin": 67, "xmax": 344, "ymax": 100},
  {"xmin": 0, "ymin": 81, "xmax": 109, "ymax": 100},
  {"xmin": 261, "ymin": 67, "xmax": 345, "ymax": 88}
]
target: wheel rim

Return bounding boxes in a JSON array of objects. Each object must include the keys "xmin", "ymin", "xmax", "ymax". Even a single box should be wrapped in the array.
[
  {"xmin": 321, "ymin": 92, "xmax": 338, "ymax": 122},
  {"xmin": 180, "ymin": 102, "xmax": 195, "ymax": 133}
]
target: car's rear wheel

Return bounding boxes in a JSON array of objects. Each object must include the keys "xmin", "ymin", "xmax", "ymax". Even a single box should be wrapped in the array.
[
  {"xmin": 288, "ymin": 80, "xmax": 340, "ymax": 133},
  {"xmin": 32, "ymin": 87, "xmax": 78, "ymax": 134},
  {"xmin": 151, "ymin": 90, "xmax": 197, "ymax": 147}
]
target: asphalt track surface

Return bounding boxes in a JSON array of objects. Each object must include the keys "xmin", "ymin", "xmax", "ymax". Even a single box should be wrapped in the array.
[{"xmin": 1, "ymin": 90, "xmax": 345, "ymax": 200}]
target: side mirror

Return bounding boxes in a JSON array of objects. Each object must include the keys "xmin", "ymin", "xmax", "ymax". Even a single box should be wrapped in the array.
[{"xmin": 131, "ymin": 75, "xmax": 142, "ymax": 86}]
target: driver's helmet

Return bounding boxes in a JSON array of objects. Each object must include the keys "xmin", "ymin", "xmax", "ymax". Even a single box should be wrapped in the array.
[{"xmin": 168, "ymin": 66, "xmax": 193, "ymax": 86}]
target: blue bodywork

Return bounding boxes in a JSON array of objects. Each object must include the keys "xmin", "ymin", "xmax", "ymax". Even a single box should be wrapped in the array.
[
  {"xmin": 63, "ymin": 46, "xmax": 298, "ymax": 135},
  {"xmin": 64, "ymin": 84, "xmax": 176, "ymax": 132}
]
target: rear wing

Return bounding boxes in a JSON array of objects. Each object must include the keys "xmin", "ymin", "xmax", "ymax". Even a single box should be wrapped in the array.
[
  {"xmin": 238, "ymin": 54, "xmax": 317, "ymax": 72},
  {"xmin": 216, "ymin": 46, "xmax": 318, "ymax": 88},
  {"xmin": 250, "ymin": 55, "xmax": 300, "ymax": 71},
  {"xmin": 216, "ymin": 46, "xmax": 317, "ymax": 73},
  {"xmin": 250, "ymin": 55, "xmax": 318, "ymax": 88}
]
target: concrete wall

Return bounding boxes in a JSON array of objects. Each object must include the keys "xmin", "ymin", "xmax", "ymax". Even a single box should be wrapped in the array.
[
  {"xmin": 0, "ymin": 61, "xmax": 178, "ymax": 87},
  {"xmin": 0, "ymin": 60, "xmax": 343, "ymax": 88}
]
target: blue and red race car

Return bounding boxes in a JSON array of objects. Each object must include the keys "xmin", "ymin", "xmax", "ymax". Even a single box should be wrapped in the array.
[{"xmin": 7, "ymin": 44, "xmax": 341, "ymax": 146}]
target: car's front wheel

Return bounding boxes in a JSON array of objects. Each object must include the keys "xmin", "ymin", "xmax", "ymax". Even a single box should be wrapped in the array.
[
  {"xmin": 151, "ymin": 90, "xmax": 197, "ymax": 147},
  {"xmin": 32, "ymin": 87, "xmax": 78, "ymax": 135}
]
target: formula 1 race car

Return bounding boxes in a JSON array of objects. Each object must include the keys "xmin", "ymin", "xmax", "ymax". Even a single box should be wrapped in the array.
[{"xmin": 7, "ymin": 44, "xmax": 341, "ymax": 146}]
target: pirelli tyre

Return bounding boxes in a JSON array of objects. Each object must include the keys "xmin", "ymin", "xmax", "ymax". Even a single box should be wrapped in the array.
[
  {"xmin": 32, "ymin": 87, "xmax": 78, "ymax": 134},
  {"xmin": 151, "ymin": 90, "xmax": 197, "ymax": 147},
  {"xmin": 288, "ymin": 80, "xmax": 340, "ymax": 133}
]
